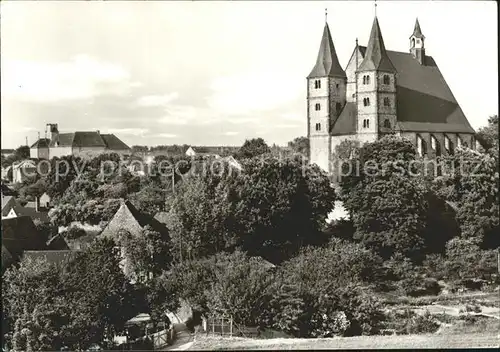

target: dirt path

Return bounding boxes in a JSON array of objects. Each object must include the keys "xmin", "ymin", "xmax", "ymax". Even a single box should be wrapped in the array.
[{"xmin": 162, "ymin": 323, "xmax": 194, "ymax": 351}]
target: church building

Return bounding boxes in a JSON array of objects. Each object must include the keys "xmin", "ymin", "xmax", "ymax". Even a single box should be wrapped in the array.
[{"xmin": 307, "ymin": 15, "xmax": 476, "ymax": 172}]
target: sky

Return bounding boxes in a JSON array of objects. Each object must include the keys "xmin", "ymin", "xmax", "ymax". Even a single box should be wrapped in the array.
[{"xmin": 1, "ymin": 1, "xmax": 497, "ymax": 149}]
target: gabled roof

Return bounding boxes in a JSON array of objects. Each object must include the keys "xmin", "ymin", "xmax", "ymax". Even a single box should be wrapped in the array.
[
  {"xmin": 358, "ymin": 17, "xmax": 397, "ymax": 73},
  {"xmin": 2, "ymin": 195, "xmax": 15, "ymax": 215},
  {"xmin": 50, "ymin": 133, "xmax": 75, "ymax": 147},
  {"xmin": 308, "ymin": 23, "xmax": 346, "ymax": 78},
  {"xmin": 47, "ymin": 234, "xmax": 70, "ymax": 250},
  {"xmin": 331, "ymin": 46, "xmax": 475, "ymax": 135},
  {"xmin": 73, "ymin": 132, "xmax": 107, "ymax": 148},
  {"xmin": 1, "ymin": 216, "xmax": 46, "ymax": 261},
  {"xmin": 410, "ymin": 18, "xmax": 425, "ymax": 39},
  {"xmin": 100, "ymin": 134, "xmax": 131, "ymax": 150},
  {"xmin": 11, "ymin": 204, "xmax": 50, "ymax": 223},
  {"xmin": 30, "ymin": 138, "xmax": 50, "ymax": 149}
]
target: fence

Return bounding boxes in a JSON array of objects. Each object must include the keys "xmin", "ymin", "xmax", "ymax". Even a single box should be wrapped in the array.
[{"xmin": 201, "ymin": 314, "xmax": 259, "ymax": 338}]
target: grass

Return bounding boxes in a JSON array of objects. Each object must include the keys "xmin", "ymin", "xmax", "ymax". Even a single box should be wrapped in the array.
[{"xmin": 190, "ymin": 333, "xmax": 499, "ymax": 350}]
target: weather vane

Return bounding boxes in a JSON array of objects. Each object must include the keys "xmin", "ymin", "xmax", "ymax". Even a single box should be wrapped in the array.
[
  {"xmin": 375, "ymin": 0, "xmax": 377, "ymax": 16},
  {"xmin": 325, "ymin": 8, "xmax": 328, "ymax": 23}
]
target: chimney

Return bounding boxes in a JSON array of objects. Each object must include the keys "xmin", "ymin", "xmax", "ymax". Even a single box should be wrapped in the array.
[{"xmin": 48, "ymin": 123, "xmax": 59, "ymax": 141}]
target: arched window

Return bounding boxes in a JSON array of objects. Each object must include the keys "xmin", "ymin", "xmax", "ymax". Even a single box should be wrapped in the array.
[
  {"xmin": 366, "ymin": 119, "xmax": 370, "ymax": 128},
  {"xmin": 315, "ymin": 103, "xmax": 321, "ymax": 111},
  {"xmin": 363, "ymin": 76, "xmax": 366, "ymax": 84},
  {"xmin": 412, "ymin": 38, "xmax": 415, "ymax": 47},
  {"xmin": 363, "ymin": 119, "xmax": 367, "ymax": 128},
  {"xmin": 383, "ymin": 119, "xmax": 391, "ymax": 128},
  {"xmin": 366, "ymin": 75, "xmax": 370, "ymax": 84},
  {"xmin": 366, "ymin": 98, "xmax": 370, "ymax": 106},
  {"xmin": 383, "ymin": 75, "xmax": 390, "ymax": 85},
  {"xmin": 315, "ymin": 123, "xmax": 321, "ymax": 131},
  {"xmin": 363, "ymin": 98, "xmax": 367, "ymax": 106},
  {"xmin": 383, "ymin": 97, "xmax": 390, "ymax": 107},
  {"xmin": 314, "ymin": 80, "xmax": 321, "ymax": 89}
]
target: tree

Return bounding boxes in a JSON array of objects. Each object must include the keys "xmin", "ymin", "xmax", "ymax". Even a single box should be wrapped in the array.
[
  {"xmin": 128, "ymin": 182, "xmax": 167, "ymax": 215},
  {"xmin": 287, "ymin": 137, "xmax": 309, "ymax": 157},
  {"xmin": 340, "ymin": 136, "xmax": 427, "ymax": 260},
  {"xmin": 16, "ymin": 145, "xmax": 31, "ymax": 159},
  {"xmin": 476, "ymin": 115, "xmax": 498, "ymax": 157},
  {"xmin": 237, "ymin": 138, "xmax": 271, "ymax": 159}
]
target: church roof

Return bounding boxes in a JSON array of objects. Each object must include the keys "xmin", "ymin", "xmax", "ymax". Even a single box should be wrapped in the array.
[
  {"xmin": 49, "ymin": 131, "xmax": 129, "ymax": 150},
  {"xmin": 30, "ymin": 138, "xmax": 50, "ymax": 149},
  {"xmin": 331, "ymin": 47, "xmax": 475, "ymax": 135},
  {"xmin": 358, "ymin": 17, "xmax": 397, "ymax": 73},
  {"xmin": 308, "ymin": 23, "xmax": 346, "ymax": 78},
  {"xmin": 410, "ymin": 18, "xmax": 425, "ymax": 39}
]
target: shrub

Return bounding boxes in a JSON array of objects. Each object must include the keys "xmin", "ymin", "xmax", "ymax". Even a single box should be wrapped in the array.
[{"xmin": 400, "ymin": 311, "xmax": 440, "ymax": 335}]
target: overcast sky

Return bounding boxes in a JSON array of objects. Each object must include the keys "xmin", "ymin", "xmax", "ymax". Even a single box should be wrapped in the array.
[{"xmin": 1, "ymin": 1, "xmax": 497, "ymax": 149}]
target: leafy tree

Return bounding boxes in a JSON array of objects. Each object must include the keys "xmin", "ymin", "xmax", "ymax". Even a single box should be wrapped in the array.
[
  {"xmin": 237, "ymin": 138, "xmax": 271, "ymax": 159},
  {"xmin": 340, "ymin": 136, "xmax": 428, "ymax": 260},
  {"xmin": 287, "ymin": 137, "xmax": 309, "ymax": 157},
  {"xmin": 128, "ymin": 182, "xmax": 167, "ymax": 215},
  {"xmin": 476, "ymin": 115, "xmax": 498, "ymax": 157}
]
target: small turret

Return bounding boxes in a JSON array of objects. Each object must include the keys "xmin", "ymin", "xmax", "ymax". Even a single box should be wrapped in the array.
[{"xmin": 410, "ymin": 18, "xmax": 426, "ymax": 65}]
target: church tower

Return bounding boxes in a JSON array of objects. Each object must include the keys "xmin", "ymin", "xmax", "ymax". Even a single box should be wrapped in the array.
[
  {"xmin": 307, "ymin": 15, "xmax": 346, "ymax": 172},
  {"xmin": 356, "ymin": 16, "xmax": 397, "ymax": 143},
  {"xmin": 410, "ymin": 18, "xmax": 426, "ymax": 65}
]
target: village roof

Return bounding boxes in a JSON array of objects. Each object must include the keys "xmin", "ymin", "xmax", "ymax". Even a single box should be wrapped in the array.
[
  {"xmin": 358, "ymin": 17, "xmax": 397, "ymax": 73},
  {"xmin": 30, "ymin": 138, "xmax": 51, "ymax": 149},
  {"xmin": 1, "ymin": 216, "xmax": 46, "ymax": 261},
  {"xmin": 47, "ymin": 234, "xmax": 70, "ymax": 250},
  {"xmin": 100, "ymin": 134, "xmax": 131, "ymax": 150},
  {"xmin": 22, "ymin": 250, "xmax": 80, "ymax": 266},
  {"xmin": 2, "ymin": 195, "xmax": 14, "ymax": 212},
  {"xmin": 308, "ymin": 23, "xmax": 346, "ymax": 78},
  {"xmin": 49, "ymin": 131, "xmax": 130, "ymax": 150},
  {"xmin": 1, "ymin": 183, "xmax": 17, "ymax": 196},
  {"xmin": 11, "ymin": 204, "xmax": 50, "ymax": 223},
  {"xmin": 331, "ymin": 46, "xmax": 475, "ymax": 135}
]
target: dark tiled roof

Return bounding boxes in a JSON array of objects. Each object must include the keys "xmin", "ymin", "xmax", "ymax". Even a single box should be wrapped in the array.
[
  {"xmin": 124, "ymin": 200, "xmax": 169, "ymax": 235},
  {"xmin": 12, "ymin": 205, "xmax": 50, "ymax": 223},
  {"xmin": 30, "ymin": 138, "xmax": 50, "ymax": 149},
  {"xmin": 2, "ymin": 195, "xmax": 15, "ymax": 214},
  {"xmin": 332, "ymin": 46, "xmax": 475, "ymax": 135},
  {"xmin": 100, "ymin": 134, "xmax": 130, "ymax": 150},
  {"xmin": 22, "ymin": 250, "xmax": 79, "ymax": 266},
  {"xmin": 47, "ymin": 234, "xmax": 70, "ymax": 250},
  {"xmin": 73, "ymin": 131, "xmax": 106, "ymax": 148},
  {"xmin": 411, "ymin": 18, "xmax": 425, "ymax": 39},
  {"xmin": 2, "ymin": 245, "xmax": 14, "ymax": 271},
  {"xmin": 308, "ymin": 23, "xmax": 346, "ymax": 78},
  {"xmin": 1, "ymin": 216, "xmax": 46, "ymax": 260},
  {"xmin": 358, "ymin": 17, "xmax": 397, "ymax": 73},
  {"xmin": 50, "ymin": 133, "xmax": 75, "ymax": 147}
]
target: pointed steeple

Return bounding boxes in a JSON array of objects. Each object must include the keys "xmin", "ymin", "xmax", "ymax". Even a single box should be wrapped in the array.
[
  {"xmin": 358, "ymin": 17, "xmax": 397, "ymax": 73},
  {"xmin": 308, "ymin": 22, "xmax": 346, "ymax": 78},
  {"xmin": 411, "ymin": 18, "xmax": 425, "ymax": 39}
]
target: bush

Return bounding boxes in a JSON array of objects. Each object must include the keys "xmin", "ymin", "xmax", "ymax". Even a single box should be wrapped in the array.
[{"xmin": 400, "ymin": 311, "xmax": 440, "ymax": 335}]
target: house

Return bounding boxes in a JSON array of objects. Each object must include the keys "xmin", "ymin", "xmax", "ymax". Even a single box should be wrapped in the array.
[
  {"xmin": 100, "ymin": 200, "xmax": 170, "ymax": 280},
  {"xmin": 4, "ymin": 202, "xmax": 50, "ymax": 224},
  {"xmin": 30, "ymin": 138, "xmax": 50, "ymax": 159},
  {"xmin": 11, "ymin": 160, "xmax": 36, "ymax": 184},
  {"xmin": 24, "ymin": 193, "xmax": 52, "ymax": 211},
  {"xmin": 46, "ymin": 233, "xmax": 70, "ymax": 250},
  {"xmin": 2, "ymin": 195, "xmax": 17, "ymax": 218},
  {"xmin": 1, "ymin": 216, "xmax": 47, "ymax": 272},
  {"xmin": 307, "ymin": 15, "xmax": 476, "ymax": 173},
  {"xmin": 29, "ymin": 123, "xmax": 131, "ymax": 159},
  {"xmin": 185, "ymin": 146, "xmax": 197, "ymax": 157}
]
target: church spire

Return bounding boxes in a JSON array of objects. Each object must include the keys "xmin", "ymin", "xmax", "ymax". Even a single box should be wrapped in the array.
[
  {"xmin": 308, "ymin": 17, "xmax": 346, "ymax": 78},
  {"xmin": 411, "ymin": 18, "xmax": 425, "ymax": 39},
  {"xmin": 358, "ymin": 16, "xmax": 396, "ymax": 73}
]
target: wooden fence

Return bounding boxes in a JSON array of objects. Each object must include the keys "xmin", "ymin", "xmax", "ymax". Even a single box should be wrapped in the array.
[{"xmin": 201, "ymin": 314, "xmax": 259, "ymax": 338}]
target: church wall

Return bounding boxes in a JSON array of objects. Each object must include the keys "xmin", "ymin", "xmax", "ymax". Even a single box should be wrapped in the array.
[
  {"xmin": 72, "ymin": 146, "xmax": 107, "ymax": 159},
  {"xmin": 310, "ymin": 136, "xmax": 331, "ymax": 172},
  {"xmin": 49, "ymin": 147, "xmax": 73, "ymax": 159}
]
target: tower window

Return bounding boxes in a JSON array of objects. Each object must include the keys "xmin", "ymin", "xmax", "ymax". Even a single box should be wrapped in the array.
[
  {"xmin": 457, "ymin": 135, "xmax": 462, "ymax": 148},
  {"xmin": 352, "ymin": 93, "xmax": 355, "ymax": 98},
  {"xmin": 314, "ymin": 80, "xmax": 321, "ymax": 89},
  {"xmin": 383, "ymin": 97, "xmax": 390, "ymax": 106},
  {"xmin": 383, "ymin": 119, "xmax": 391, "ymax": 128},
  {"xmin": 336, "ymin": 102, "xmax": 342, "ymax": 113},
  {"xmin": 363, "ymin": 98, "xmax": 370, "ymax": 106},
  {"xmin": 336, "ymin": 83, "xmax": 339, "ymax": 89},
  {"xmin": 315, "ymin": 123, "xmax": 321, "ymax": 131},
  {"xmin": 315, "ymin": 103, "xmax": 321, "ymax": 111},
  {"xmin": 363, "ymin": 119, "xmax": 370, "ymax": 129},
  {"xmin": 412, "ymin": 38, "xmax": 415, "ymax": 47},
  {"xmin": 417, "ymin": 135, "xmax": 427, "ymax": 156},
  {"xmin": 366, "ymin": 75, "xmax": 370, "ymax": 84},
  {"xmin": 383, "ymin": 75, "xmax": 390, "ymax": 85}
]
